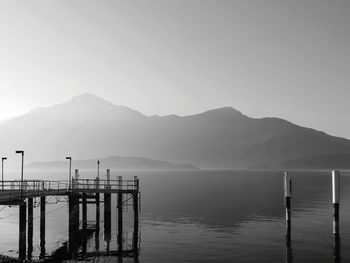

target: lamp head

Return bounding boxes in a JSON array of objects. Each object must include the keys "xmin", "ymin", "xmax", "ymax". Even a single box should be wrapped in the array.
[
  {"xmin": 15, "ymin": 150, "xmax": 24, "ymax": 154},
  {"xmin": 66, "ymin": 157, "xmax": 71, "ymax": 160},
  {"xmin": 2, "ymin": 157, "xmax": 7, "ymax": 161}
]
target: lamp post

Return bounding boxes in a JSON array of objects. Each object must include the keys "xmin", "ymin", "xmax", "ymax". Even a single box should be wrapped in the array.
[
  {"xmin": 66, "ymin": 157, "xmax": 72, "ymax": 190},
  {"xmin": 2, "ymin": 157, "xmax": 7, "ymax": 190},
  {"xmin": 15, "ymin": 151, "xmax": 24, "ymax": 199}
]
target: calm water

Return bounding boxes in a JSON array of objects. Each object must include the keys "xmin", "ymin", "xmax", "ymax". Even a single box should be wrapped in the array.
[{"xmin": 1, "ymin": 170, "xmax": 350, "ymax": 262}]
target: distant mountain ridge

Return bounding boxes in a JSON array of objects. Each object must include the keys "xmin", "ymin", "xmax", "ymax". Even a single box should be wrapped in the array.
[
  {"xmin": 1, "ymin": 93, "xmax": 350, "ymax": 169},
  {"xmin": 26, "ymin": 156, "xmax": 198, "ymax": 170}
]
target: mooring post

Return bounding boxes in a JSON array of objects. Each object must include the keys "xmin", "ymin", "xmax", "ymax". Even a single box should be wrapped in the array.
[
  {"xmin": 40, "ymin": 196, "xmax": 46, "ymax": 258},
  {"xmin": 284, "ymin": 172, "xmax": 292, "ymax": 234},
  {"xmin": 27, "ymin": 197, "xmax": 33, "ymax": 260},
  {"xmin": 19, "ymin": 201, "xmax": 26, "ymax": 260},
  {"xmin": 332, "ymin": 170, "xmax": 340, "ymax": 237},
  {"xmin": 82, "ymin": 192, "xmax": 87, "ymax": 230},
  {"xmin": 333, "ymin": 234, "xmax": 341, "ymax": 263}
]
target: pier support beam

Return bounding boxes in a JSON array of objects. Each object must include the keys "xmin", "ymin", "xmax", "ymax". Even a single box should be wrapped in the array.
[
  {"xmin": 82, "ymin": 193, "xmax": 87, "ymax": 230},
  {"xmin": 104, "ymin": 192, "xmax": 111, "ymax": 250},
  {"xmin": 133, "ymin": 191, "xmax": 139, "ymax": 255},
  {"xmin": 95, "ymin": 179, "xmax": 100, "ymax": 252},
  {"xmin": 96, "ymin": 177, "xmax": 100, "ymax": 232},
  {"xmin": 68, "ymin": 194, "xmax": 79, "ymax": 256},
  {"xmin": 19, "ymin": 201, "xmax": 26, "ymax": 260},
  {"xmin": 96, "ymin": 193, "xmax": 100, "ymax": 228},
  {"xmin": 332, "ymin": 170, "xmax": 340, "ymax": 237},
  {"xmin": 27, "ymin": 198, "xmax": 33, "ymax": 260},
  {"xmin": 104, "ymin": 169, "xmax": 111, "ymax": 251},
  {"xmin": 117, "ymin": 191, "xmax": 123, "ymax": 252},
  {"xmin": 40, "ymin": 196, "xmax": 46, "ymax": 258}
]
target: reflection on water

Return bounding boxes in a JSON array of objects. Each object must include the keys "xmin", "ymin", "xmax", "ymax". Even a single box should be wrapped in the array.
[{"xmin": 2, "ymin": 170, "xmax": 350, "ymax": 262}]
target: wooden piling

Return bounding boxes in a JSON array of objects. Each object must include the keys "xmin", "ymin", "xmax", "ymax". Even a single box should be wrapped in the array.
[
  {"xmin": 74, "ymin": 195, "xmax": 79, "ymax": 231},
  {"xmin": 118, "ymin": 175, "xmax": 123, "ymax": 252},
  {"xmin": 133, "ymin": 176, "xmax": 139, "ymax": 254},
  {"xmin": 82, "ymin": 193, "xmax": 87, "ymax": 230},
  {"xmin": 104, "ymin": 169, "xmax": 112, "ymax": 229},
  {"xmin": 133, "ymin": 192, "xmax": 139, "ymax": 254},
  {"xmin": 284, "ymin": 172, "xmax": 292, "ymax": 226},
  {"xmin": 104, "ymin": 170, "xmax": 111, "ymax": 248},
  {"xmin": 333, "ymin": 235, "xmax": 341, "ymax": 263},
  {"xmin": 40, "ymin": 196, "xmax": 46, "ymax": 258},
  {"xmin": 95, "ymin": 177, "xmax": 100, "ymax": 232},
  {"xmin": 19, "ymin": 201, "xmax": 26, "ymax": 260},
  {"xmin": 283, "ymin": 172, "xmax": 292, "ymax": 263},
  {"xmin": 68, "ymin": 193, "xmax": 79, "ymax": 257},
  {"xmin": 332, "ymin": 170, "xmax": 340, "ymax": 236},
  {"xmin": 104, "ymin": 193, "xmax": 111, "ymax": 235},
  {"xmin": 68, "ymin": 194, "xmax": 76, "ymax": 255},
  {"xmin": 27, "ymin": 197, "xmax": 33, "ymax": 260}
]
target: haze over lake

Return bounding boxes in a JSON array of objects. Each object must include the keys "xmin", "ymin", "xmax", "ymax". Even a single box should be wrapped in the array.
[{"xmin": 1, "ymin": 1, "xmax": 350, "ymax": 262}]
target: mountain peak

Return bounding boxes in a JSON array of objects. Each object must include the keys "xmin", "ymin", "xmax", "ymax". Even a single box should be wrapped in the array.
[
  {"xmin": 68, "ymin": 93, "xmax": 115, "ymax": 106},
  {"xmin": 27, "ymin": 93, "xmax": 144, "ymax": 120},
  {"xmin": 201, "ymin": 107, "xmax": 243, "ymax": 116}
]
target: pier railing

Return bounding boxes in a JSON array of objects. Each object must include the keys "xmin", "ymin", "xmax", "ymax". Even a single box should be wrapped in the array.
[
  {"xmin": 1, "ymin": 180, "xmax": 69, "ymax": 192},
  {"xmin": 0, "ymin": 177, "xmax": 139, "ymax": 194},
  {"xmin": 72, "ymin": 178, "xmax": 139, "ymax": 191}
]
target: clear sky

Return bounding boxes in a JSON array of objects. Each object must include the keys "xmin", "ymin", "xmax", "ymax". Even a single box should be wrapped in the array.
[{"xmin": 0, "ymin": 1, "xmax": 349, "ymax": 138}]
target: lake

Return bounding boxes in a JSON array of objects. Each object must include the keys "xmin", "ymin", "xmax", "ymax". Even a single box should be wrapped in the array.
[{"xmin": 0, "ymin": 170, "xmax": 350, "ymax": 262}]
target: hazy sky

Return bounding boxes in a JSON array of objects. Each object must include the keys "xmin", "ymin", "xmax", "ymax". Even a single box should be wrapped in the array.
[{"xmin": 0, "ymin": 1, "xmax": 349, "ymax": 138}]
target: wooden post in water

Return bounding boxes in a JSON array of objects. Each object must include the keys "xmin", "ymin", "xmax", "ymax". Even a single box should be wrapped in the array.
[
  {"xmin": 27, "ymin": 197, "xmax": 33, "ymax": 260},
  {"xmin": 332, "ymin": 170, "xmax": 340, "ymax": 237},
  {"xmin": 284, "ymin": 172, "xmax": 292, "ymax": 223},
  {"xmin": 284, "ymin": 172, "xmax": 292, "ymax": 240},
  {"xmin": 333, "ymin": 235, "xmax": 341, "ymax": 263},
  {"xmin": 40, "ymin": 196, "xmax": 46, "ymax": 258},
  {"xmin": 19, "ymin": 201, "xmax": 26, "ymax": 260}
]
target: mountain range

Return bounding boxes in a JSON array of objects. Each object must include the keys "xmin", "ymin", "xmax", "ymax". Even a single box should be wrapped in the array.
[
  {"xmin": 26, "ymin": 156, "xmax": 198, "ymax": 170},
  {"xmin": 1, "ymin": 93, "xmax": 350, "ymax": 169}
]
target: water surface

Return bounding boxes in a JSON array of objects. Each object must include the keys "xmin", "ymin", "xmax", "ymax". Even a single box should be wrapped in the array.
[{"xmin": 1, "ymin": 170, "xmax": 350, "ymax": 262}]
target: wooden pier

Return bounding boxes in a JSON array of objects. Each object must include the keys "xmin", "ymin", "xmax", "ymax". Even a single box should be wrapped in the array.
[{"xmin": 0, "ymin": 168, "xmax": 140, "ymax": 261}]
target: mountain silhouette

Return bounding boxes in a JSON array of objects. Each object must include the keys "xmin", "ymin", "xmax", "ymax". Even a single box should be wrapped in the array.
[
  {"xmin": 1, "ymin": 93, "xmax": 350, "ymax": 169},
  {"xmin": 26, "ymin": 156, "xmax": 198, "ymax": 170}
]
